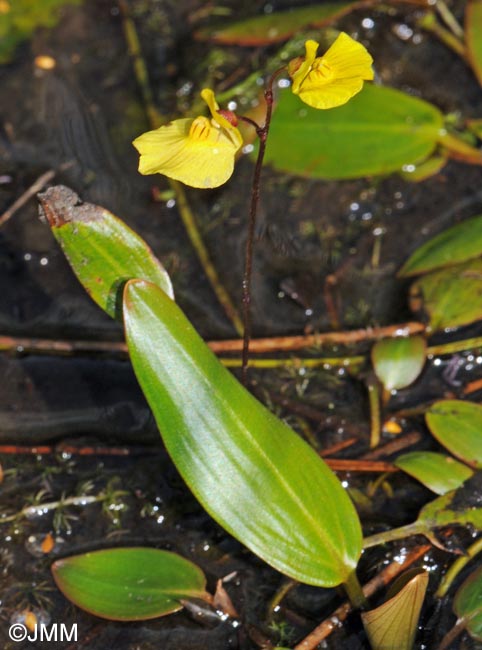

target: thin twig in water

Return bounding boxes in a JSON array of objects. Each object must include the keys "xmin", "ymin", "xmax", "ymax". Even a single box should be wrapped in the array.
[{"xmin": 0, "ymin": 162, "xmax": 73, "ymax": 228}]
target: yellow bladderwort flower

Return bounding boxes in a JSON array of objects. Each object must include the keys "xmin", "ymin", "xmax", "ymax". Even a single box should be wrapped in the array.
[
  {"xmin": 289, "ymin": 32, "xmax": 374, "ymax": 110},
  {"xmin": 132, "ymin": 89, "xmax": 243, "ymax": 189}
]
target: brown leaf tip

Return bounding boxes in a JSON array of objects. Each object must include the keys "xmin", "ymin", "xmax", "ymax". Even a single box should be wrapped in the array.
[{"xmin": 38, "ymin": 185, "xmax": 81, "ymax": 227}]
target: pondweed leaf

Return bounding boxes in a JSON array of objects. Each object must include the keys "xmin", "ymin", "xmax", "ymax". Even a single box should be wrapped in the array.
[
  {"xmin": 361, "ymin": 569, "xmax": 428, "ymax": 650},
  {"xmin": 195, "ymin": 3, "xmax": 357, "ymax": 45},
  {"xmin": 52, "ymin": 548, "xmax": 209, "ymax": 620},
  {"xmin": 454, "ymin": 564, "xmax": 482, "ymax": 641},
  {"xmin": 399, "ymin": 214, "xmax": 482, "ymax": 277},
  {"xmin": 467, "ymin": 0, "xmax": 482, "ymax": 87},
  {"xmin": 426, "ymin": 400, "xmax": 482, "ymax": 468},
  {"xmin": 365, "ymin": 474, "xmax": 482, "ymax": 548},
  {"xmin": 417, "ymin": 474, "xmax": 482, "ymax": 530},
  {"xmin": 371, "ymin": 335, "xmax": 426, "ymax": 391},
  {"xmin": 409, "ymin": 258, "xmax": 482, "ymax": 331},
  {"xmin": 123, "ymin": 280, "xmax": 362, "ymax": 587},
  {"xmin": 38, "ymin": 185, "xmax": 173, "ymax": 319},
  {"xmin": 395, "ymin": 451, "xmax": 473, "ymax": 495},
  {"xmin": 265, "ymin": 84, "xmax": 480, "ymax": 180}
]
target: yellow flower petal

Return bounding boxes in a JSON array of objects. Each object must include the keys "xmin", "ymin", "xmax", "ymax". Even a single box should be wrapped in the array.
[
  {"xmin": 290, "ymin": 33, "xmax": 374, "ymax": 110},
  {"xmin": 201, "ymin": 87, "xmax": 243, "ymax": 149},
  {"xmin": 132, "ymin": 89, "xmax": 243, "ymax": 188}
]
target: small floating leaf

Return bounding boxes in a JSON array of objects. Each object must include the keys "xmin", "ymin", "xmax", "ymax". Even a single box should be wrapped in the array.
[
  {"xmin": 454, "ymin": 564, "xmax": 482, "ymax": 641},
  {"xmin": 426, "ymin": 400, "xmax": 482, "ymax": 468},
  {"xmin": 361, "ymin": 569, "xmax": 428, "ymax": 650},
  {"xmin": 395, "ymin": 451, "xmax": 473, "ymax": 495},
  {"xmin": 38, "ymin": 185, "xmax": 173, "ymax": 319},
  {"xmin": 52, "ymin": 548, "xmax": 209, "ymax": 621},
  {"xmin": 266, "ymin": 85, "xmax": 445, "ymax": 180},
  {"xmin": 195, "ymin": 3, "xmax": 357, "ymax": 45},
  {"xmin": 466, "ymin": 0, "xmax": 482, "ymax": 87},
  {"xmin": 123, "ymin": 280, "xmax": 362, "ymax": 587},
  {"xmin": 409, "ymin": 258, "xmax": 482, "ymax": 331},
  {"xmin": 399, "ymin": 214, "xmax": 482, "ymax": 277},
  {"xmin": 371, "ymin": 335, "xmax": 426, "ymax": 391}
]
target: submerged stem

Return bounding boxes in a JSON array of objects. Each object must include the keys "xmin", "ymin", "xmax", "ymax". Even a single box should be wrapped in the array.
[
  {"xmin": 363, "ymin": 521, "xmax": 426, "ymax": 548},
  {"xmin": 343, "ymin": 570, "xmax": 368, "ymax": 610}
]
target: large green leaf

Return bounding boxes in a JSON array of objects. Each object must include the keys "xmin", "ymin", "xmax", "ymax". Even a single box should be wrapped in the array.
[
  {"xmin": 371, "ymin": 335, "xmax": 426, "ymax": 391},
  {"xmin": 38, "ymin": 185, "xmax": 173, "ymax": 318},
  {"xmin": 467, "ymin": 0, "xmax": 482, "ymax": 87},
  {"xmin": 195, "ymin": 3, "xmax": 357, "ymax": 45},
  {"xmin": 265, "ymin": 84, "xmax": 445, "ymax": 180},
  {"xmin": 454, "ymin": 564, "xmax": 482, "ymax": 641},
  {"xmin": 426, "ymin": 400, "xmax": 482, "ymax": 468},
  {"xmin": 394, "ymin": 451, "xmax": 473, "ymax": 495},
  {"xmin": 399, "ymin": 214, "xmax": 482, "ymax": 277},
  {"xmin": 123, "ymin": 279, "xmax": 362, "ymax": 587},
  {"xmin": 409, "ymin": 258, "xmax": 482, "ymax": 332},
  {"xmin": 52, "ymin": 548, "xmax": 209, "ymax": 621}
]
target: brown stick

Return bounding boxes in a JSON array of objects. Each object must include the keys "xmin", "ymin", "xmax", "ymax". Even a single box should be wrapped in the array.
[
  {"xmin": 0, "ymin": 335, "xmax": 128, "ymax": 355},
  {"xmin": 0, "ymin": 444, "xmax": 142, "ymax": 456},
  {"xmin": 319, "ymin": 437, "xmax": 358, "ymax": 458},
  {"xmin": 0, "ymin": 163, "xmax": 72, "ymax": 228},
  {"xmin": 209, "ymin": 322, "xmax": 426, "ymax": 354},
  {"xmin": 324, "ymin": 459, "xmax": 397, "ymax": 473},
  {"xmin": 0, "ymin": 322, "xmax": 424, "ymax": 358},
  {"xmin": 361, "ymin": 431, "xmax": 422, "ymax": 460},
  {"xmin": 294, "ymin": 544, "xmax": 431, "ymax": 650}
]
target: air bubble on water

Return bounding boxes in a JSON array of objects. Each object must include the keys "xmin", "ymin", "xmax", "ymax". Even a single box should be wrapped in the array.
[
  {"xmin": 362, "ymin": 17, "xmax": 375, "ymax": 29},
  {"xmin": 177, "ymin": 82, "xmax": 193, "ymax": 97},
  {"xmin": 40, "ymin": 257, "xmax": 49, "ymax": 266},
  {"xmin": 277, "ymin": 78, "xmax": 290, "ymax": 88},
  {"xmin": 393, "ymin": 23, "xmax": 413, "ymax": 41},
  {"xmin": 227, "ymin": 101, "xmax": 237, "ymax": 111}
]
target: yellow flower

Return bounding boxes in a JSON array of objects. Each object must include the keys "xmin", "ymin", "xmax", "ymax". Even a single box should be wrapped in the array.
[
  {"xmin": 289, "ymin": 33, "xmax": 374, "ymax": 110},
  {"xmin": 133, "ymin": 89, "xmax": 243, "ymax": 189}
]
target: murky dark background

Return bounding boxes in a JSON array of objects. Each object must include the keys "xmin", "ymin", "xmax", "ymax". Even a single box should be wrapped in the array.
[{"xmin": 1, "ymin": 0, "xmax": 482, "ymax": 648}]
